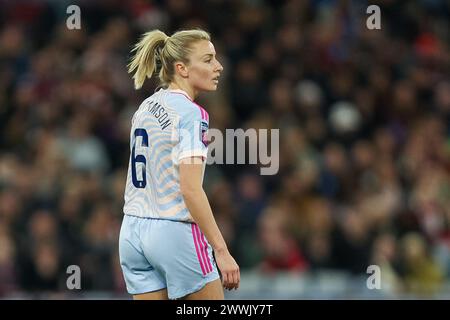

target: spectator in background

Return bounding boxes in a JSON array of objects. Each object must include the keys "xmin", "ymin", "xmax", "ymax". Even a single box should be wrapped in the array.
[
  {"xmin": 370, "ymin": 232, "xmax": 403, "ymax": 295},
  {"xmin": 399, "ymin": 233, "xmax": 444, "ymax": 296},
  {"xmin": 0, "ymin": 225, "xmax": 18, "ymax": 297},
  {"xmin": 258, "ymin": 207, "xmax": 308, "ymax": 273}
]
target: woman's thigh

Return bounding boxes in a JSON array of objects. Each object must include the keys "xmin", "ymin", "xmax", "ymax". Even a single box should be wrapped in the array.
[
  {"xmin": 183, "ymin": 278, "xmax": 224, "ymax": 300},
  {"xmin": 133, "ymin": 288, "xmax": 169, "ymax": 300}
]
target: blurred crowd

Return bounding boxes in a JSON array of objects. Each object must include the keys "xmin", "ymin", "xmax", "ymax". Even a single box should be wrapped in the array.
[{"xmin": 0, "ymin": 0, "xmax": 449, "ymax": 298}]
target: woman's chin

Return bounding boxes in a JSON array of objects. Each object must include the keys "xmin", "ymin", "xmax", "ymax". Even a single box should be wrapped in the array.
[
  {"xmin": 207, "ymin": 84, "xmax": 218, "ymax": 91},
  {"xmin": 197, "ymin": 83, "xmax": 219, "ymax": 92}
]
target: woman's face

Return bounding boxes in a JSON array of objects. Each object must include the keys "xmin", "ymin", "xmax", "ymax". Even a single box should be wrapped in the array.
[{"xmin": 185, "ymin": 40, "xmax": 223, "ymax": 92}]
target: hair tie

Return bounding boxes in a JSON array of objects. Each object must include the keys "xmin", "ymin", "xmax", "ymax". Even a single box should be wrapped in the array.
[{"xmin": 154, "ymin": 44, "xmax": 163, "ymax": 74}]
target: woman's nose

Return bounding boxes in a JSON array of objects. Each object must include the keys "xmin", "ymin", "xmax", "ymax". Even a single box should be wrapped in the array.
[{"xmin": 216, "ymin": 61, "xmax": 223, "ymax": 72}]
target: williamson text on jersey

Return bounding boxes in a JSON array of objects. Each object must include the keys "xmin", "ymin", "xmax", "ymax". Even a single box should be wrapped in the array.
[{"xmin": 147, "ymin": 101, "xmax": 172, "ymax": 130}]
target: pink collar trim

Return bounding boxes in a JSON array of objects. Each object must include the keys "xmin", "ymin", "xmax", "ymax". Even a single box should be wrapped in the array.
[{"xmin": 168, "ymin": 89, "xmax": 193, "ymax": 101}]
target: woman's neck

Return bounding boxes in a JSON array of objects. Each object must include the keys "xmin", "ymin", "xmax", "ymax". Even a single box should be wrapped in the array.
[{"xmin": 168, "ymin": 82, "xmax": 197, "ymax": 100}]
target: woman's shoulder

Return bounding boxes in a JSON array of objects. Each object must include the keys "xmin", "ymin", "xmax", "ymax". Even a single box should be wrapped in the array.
[{"xmin": 165, "ymin": 91, "xmax": 204, "ymax": 118}]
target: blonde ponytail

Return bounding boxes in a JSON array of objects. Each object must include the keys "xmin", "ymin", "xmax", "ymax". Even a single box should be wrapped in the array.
[
  {"xmin": 128, "ymin": 29, "xmax": 211, "ymax": 90},
  {"xmin": 128, "ymin": 30, "xmax": 168, "ymax": 90}
]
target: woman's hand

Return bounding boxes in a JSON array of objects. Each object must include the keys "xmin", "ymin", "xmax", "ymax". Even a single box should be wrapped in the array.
[{"xmin": 214, "ymin": 248, "xmax": 240, "ymax": 290}]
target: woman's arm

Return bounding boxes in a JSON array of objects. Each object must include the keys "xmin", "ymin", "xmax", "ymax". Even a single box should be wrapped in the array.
[{"xmin": 179, "ymin": 156, "xmax": 240, "ymax": 290}]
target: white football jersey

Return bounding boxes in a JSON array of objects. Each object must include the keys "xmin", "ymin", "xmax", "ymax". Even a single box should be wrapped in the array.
[{"xmin": 123, "ymin": 88, "xmax": 209, "ymax": 222}]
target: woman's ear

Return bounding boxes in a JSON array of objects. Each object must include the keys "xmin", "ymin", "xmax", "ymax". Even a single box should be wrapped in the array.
[{"xmin": 175, "ymin": 62, "xmax": 189, "ymax": 78}]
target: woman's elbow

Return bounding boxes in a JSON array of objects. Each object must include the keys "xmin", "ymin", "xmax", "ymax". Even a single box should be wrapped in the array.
[{"xmin": 180, "ymin": 183, "xmax": 202, "ymax": 199}]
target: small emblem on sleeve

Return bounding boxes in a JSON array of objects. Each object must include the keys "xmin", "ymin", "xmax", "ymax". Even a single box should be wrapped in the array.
[{"xmin": 200, "ymin": 120, "xmax": 209, "ymax": 147}]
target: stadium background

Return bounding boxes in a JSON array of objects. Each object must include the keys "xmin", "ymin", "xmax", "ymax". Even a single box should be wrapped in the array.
[{"xmin": 0, "ymin": 0, "xmax": 449, "ymax": 299}]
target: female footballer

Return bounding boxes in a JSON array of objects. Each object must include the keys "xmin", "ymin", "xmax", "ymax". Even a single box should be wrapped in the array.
[{"xmin": 119, "ymin": 29, "xmax": 240, "ymax": 300}]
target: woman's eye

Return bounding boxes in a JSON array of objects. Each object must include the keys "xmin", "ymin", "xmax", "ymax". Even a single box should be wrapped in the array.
[{"xmin": 205, "ymin": 59, "xmax": 211, "ymax": 63}]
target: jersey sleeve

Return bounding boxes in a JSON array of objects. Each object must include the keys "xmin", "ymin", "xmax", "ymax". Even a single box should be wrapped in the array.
[{"xmin": 178, "ymin": 107, "xmax": 209, "ymax": 161}]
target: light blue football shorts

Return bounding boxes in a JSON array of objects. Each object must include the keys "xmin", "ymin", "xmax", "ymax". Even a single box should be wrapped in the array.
[{"xmin": 119, "ymin": 214, "xmax": 220, "ymax": 299}]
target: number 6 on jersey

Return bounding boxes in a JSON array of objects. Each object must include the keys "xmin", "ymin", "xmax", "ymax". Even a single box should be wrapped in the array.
[{"xmin": 131, "ymin": 128, "xmax": 148, "ymax": 188}]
